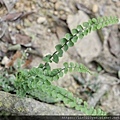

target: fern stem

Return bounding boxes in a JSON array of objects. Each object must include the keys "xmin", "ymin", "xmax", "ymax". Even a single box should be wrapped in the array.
[{"xmin": 42, "ymin": 16, "xmax": 119, "ymax": 66}]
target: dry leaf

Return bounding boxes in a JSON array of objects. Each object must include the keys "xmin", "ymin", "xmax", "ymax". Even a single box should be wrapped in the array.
[
  {"xmin": 22, "ymin": 56, "xmax": 32, "ymax": 68},
  {"xmin": 13, "ymin": 33, "xmax": 32, "ymax": 47},
  {"xmin": 2, "ymin": 12, "xmax": 35, "ymax": 22},
  {"xmin": 2, "ymin": 12, "xmax": 23, "ymax": 21},
  {"xmin": 20, "ymin": 11, "xmax": 35, "ymax": 19},
  {"xmin": 6, "ymin": 51, "xmax": 22, "ymax": 68}
]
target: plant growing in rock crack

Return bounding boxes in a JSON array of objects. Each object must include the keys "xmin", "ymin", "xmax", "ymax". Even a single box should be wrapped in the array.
[{"xmin": 1, "ymin": 16, "xmax": 119, "ymax": 115}]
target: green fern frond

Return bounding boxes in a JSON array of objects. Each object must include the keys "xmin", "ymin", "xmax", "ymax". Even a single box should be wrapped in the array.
[
  {"xmin": 32, "ymin": 82, "xmax": 107, "ymax": 115},
  {"xmin": 43, "ymin": 16, "xmax": 119, "ymax": 64},
  {"xmin": 42, "ymin": 62, "xmax": 91, "ymax": 82},
  {"xmin": 12, "ymin": 16, "xmax": 119, "ymax": 116}
]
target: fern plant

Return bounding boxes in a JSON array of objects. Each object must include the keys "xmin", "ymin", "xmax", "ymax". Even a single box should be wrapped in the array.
[{"xmin": 6, "ymin": 16, "xmax": 119, "ymax": 115}]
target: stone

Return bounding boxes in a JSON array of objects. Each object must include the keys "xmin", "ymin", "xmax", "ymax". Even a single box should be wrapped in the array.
[
  {"xmin": 0, "ymin": 91, "xmax": 83, "ymax": 115},
  {"xmin": 92, "ymin": 4, "xmax": 98, "ymax": 13},
  {"xmin": 54, "ymin": 11, "xmax": 58, "ymax": 15},
  {"xmin": 16, "ymin": 24, "xmax": 22, "ymax": 30},
  {"xmin": 24, "ymin": 19, "xmax": 31, "ymax": 27},
  {"xmin": 60, "ymin": 14, "xmax": 67, "ymax": 20},
  {"xmin": 55, "ymin": 1, "xmax": 64, "ymax": 10},
  {"xmin": 115, "ymin": 1, "xmax": 120, "ymax": 7},
  {"xmin": 59, "ymin": 10, "xmax": 65, "ymax": 15},
  {"xmin": 1, "ymin": 56, "xmax": 10, "ymax": 65},
  {"xmin": 37, "ymin": 17, "xmax": 46, "ymax": 24}
]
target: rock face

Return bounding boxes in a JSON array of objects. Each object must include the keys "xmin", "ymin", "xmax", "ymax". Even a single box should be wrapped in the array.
[
  {"xmin": 0, "ymin": 91, "xmax": 83, "ymax": 115},
  {"xmin": 67, "ymin": 10, "xmax": 102, "ymax": 63}
]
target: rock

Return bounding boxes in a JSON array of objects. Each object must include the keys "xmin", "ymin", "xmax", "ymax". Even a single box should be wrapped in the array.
[
  {"xmin": 16, "ymin": 24, "xmax": 22, "ymax": 30},
  {"xmin": 56, "ymin": 26, "xmax": 69, "ymax": 39},
  {"xmin": 67, "ymin": 10, "xmax": 102, "ymax": 63},
  {"xmin": 37, "ymin": 17, "xmax": 46, "ymax": 24},
  {"xmin": 24, "ymin": 19, "xmax": 31, "ymax": 27},
  {"xmin": 92, "ymin": 4, "xmax": 98, "ymax": 13},
  {"xmin": 108, "ymin": 25, "xmax": 120, "ymax": 59},
  {"xmin": 54, "ymin": 11, "xmax": 58, "ymax": 15},
  {"xmin": 31, "ymin": 4, "xmax": 36, "ymax": 10},
  {"xmin": 0, "ymin": 91, "xmax": 83, "ymax": 115},
  {"xmin": 101, "ymin": 84, "xmax": 120, "ymax": 115},
  {"xmin": 55, "ymin": 1, "xmax": 64, "ymax": 10},
  {"xmin": 115, "ymin": 1, "xmax": 120, "ymax": 7},
  {"xmin": 94, "ymin": 46, "xmax": 120, "ymax": 74},
  {"xmin": 1, "ymin": 56, "xmax": 10, "ymax": 65},
  {"xmin": 87, "ymin": 73, "xmax": 120, "ymax": 111},
  {"xmin": 59, "ymin": 10, "xmax": 65, "ymax": 15},
  {"xmin": 60, "ymin": 14, "xmax": 67, "ymax": 20}
]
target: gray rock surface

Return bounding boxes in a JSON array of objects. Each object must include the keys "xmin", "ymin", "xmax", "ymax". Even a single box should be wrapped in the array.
[{"xmin": 0, "ymin": 91, "xmax": 83, "ymax": 115}]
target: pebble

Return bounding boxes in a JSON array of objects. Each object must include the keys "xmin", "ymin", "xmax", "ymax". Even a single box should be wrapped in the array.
[
  {"xmin": 8, "ymin": 26, "xmax": 12, "ymax": 32},
  {"xmin": 31, "ymin": 4, "xmax": 36, "ymax": 10},
  {"xmin": 24, "ymin": 19, "xmax": 31, "ymax": 27},
  {"xmin": 59, "ymin": 10, "xmax": 65, "ymax": 15},
  {"xmin": 47, "ymin": 29, "xmax": 51, "ymax": 32},
  {"xmin": 92, "ymin": 4, "xmax": 98, "ymax": 13},
  {"xmin": 16, "ymin": 24, "xmax": 22, "ymax": 30},
  {"xmin": 55, "ymin": 1, "xmax": 63, "ymax": 10},
  {"xmin": 54, "ymin": 11, "xmax": 58, "ymax": 15},
  {"xmin": 15, "ymin": 2, "xmax": 21, "ymax": 9},
  {"xmin": 60, "ymin": 14, "xmax": 67, "ymax": 20},
  {"xmin": 1, "ymin": 56, "xmax": 9, "ymax": 65},
  {"xmin": 37, "ymin": 17, "xmax": 46, "ymax": 24}
]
